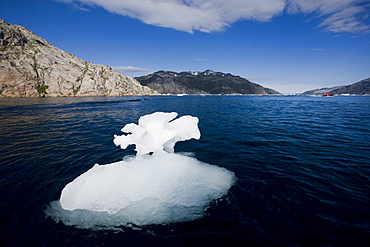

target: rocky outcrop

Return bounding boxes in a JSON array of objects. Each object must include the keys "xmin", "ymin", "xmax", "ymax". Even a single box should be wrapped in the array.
[
  {"xmin": 0, "ymin": 19, "xmax": 157, "ymax": 97},
  {"xmin": 302, "ymin": 78, "xmax": 370, "ymax": 95},
  {"xmin": 136, "ymin": 70, "xmax": 280, "ymax": 95}
]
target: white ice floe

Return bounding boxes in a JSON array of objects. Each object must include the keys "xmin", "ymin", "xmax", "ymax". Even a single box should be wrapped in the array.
[{"xmin": 53, "ymin": 112, "xmax": 235, "ymax": 228}]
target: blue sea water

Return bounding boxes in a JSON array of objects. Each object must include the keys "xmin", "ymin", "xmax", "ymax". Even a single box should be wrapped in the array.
[{"xmin": 0, "ymin": 95, "xmax": 369, "ymax": 246}]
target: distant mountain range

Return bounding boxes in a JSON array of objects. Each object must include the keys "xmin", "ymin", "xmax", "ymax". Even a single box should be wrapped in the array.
[
  {"xmin": 302, "ymin": 78, "xmax": 370, "ymax": 95},
  {"xmin": 3, "ymin": 18, "xmax": 367, "ymax": 98},
  {"xmin": 0, "ymin": 19, "xmax": 156, "ymax": 97},
  {"xmin": 1, "ymin": 18, "xmax": 279, "ymax": 98},
  {"xmin": 136, "ymin": 70, "xmax": 281, "ymax": 95}
]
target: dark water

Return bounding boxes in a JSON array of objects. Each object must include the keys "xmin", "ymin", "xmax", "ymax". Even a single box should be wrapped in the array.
[{"xmin": 0, "ymin": 95, "xmax": 369, "ymax": 246}]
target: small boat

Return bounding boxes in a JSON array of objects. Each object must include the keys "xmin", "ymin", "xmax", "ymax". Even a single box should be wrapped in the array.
[{"xmin": 322, "ymin": 93, "xmax": 334, "ymax": 96}]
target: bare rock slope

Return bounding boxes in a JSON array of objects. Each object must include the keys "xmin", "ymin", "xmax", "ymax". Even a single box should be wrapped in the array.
[
  {"xmin": 0, "ymin": 19, "xmax": 157, "ymax": 97},
  {"xmin": 302, "ymin": 78, "xmax": 370, "ymax": 95}
]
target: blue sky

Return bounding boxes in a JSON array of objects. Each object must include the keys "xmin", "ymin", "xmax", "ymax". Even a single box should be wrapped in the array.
[{"xmin": 1, "ymin": 0, "xmax": 370, "ymax": 94}]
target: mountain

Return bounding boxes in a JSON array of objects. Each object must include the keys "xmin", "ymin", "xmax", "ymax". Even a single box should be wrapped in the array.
[
  {"xmin": 302, "ymin": 78, "xmax": 370, "ymax": 95},
  {"xmin": 135, "ymin": 70, "xmax": 281, "ymax": 95},
  {"xmin": 0, "ymin": 19, "xmax": 157, "ymax": 97}
]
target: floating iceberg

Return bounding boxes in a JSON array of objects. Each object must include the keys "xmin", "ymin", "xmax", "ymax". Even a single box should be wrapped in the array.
[
  {"xmin": 113, "ymin": 112, "xmax": 200, "ymax": 154},
  {"xmin": 50, "ymin": 112, "xmax": 235, "ymax": 228}
]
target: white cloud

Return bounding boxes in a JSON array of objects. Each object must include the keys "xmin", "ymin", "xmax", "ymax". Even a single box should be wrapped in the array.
[
  {"xmin": 111, "ymin": 66, "xmax": 152, "ymax": 75},
  {"xmin": 195, "ymin": 58, "xmax": 209, "ymax": 61},
  {"xmin": 316, "ymin": 5, "xmax": 370, "ymax": 33},
  {"xmin": 287, "ymin": 0, "xmax": 370, "ymax": 34},
  {"xmin": 61, "ymin": 0, "xmax": 370, "ymax": 34},
  {"xmin": 56, "ymin": 0, "xmax": 89, "ymax": 11}
]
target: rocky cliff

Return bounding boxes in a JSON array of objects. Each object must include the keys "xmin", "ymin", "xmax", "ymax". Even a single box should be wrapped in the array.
[
  {"xmin": 302, "ymin": 78, "xmax": 370, "ymax": 95},
  {"xmin": 136, "ymin": 70, "xmax": 280, "ymax": 95},
  {"xmin": 0, "ymin": 19, "xmax": 157, "ymax": 97}
]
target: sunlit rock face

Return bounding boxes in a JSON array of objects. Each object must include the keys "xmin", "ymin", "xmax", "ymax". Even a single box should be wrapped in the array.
[
  {"xmin": 0, "ymin": 18, "xmax": 157, "ymax": 97},
  {"xmin": 54, "ymin": 112, "xmax": 235, "ymax": 228}
]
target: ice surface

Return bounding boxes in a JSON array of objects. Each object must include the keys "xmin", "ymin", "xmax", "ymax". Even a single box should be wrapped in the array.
[
  {"xmin": 54, "ymin": 112, "xmax": 235, "ymax": 227},
  {"xmin": 58, "ymin": 153, "xmax": 234, "ymax": 226},
  {"xmin": 113, "ymin": 112, "xmax": 200, "ymax": 154}
]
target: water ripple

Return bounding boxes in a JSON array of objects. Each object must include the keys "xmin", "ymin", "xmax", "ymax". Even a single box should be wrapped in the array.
[{"xmin": 0, "ymin": 95, "xmax": 369, "ymax": 247}]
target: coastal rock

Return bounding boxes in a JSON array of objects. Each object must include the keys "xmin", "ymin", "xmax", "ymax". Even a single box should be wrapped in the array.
[
  {"xmin": 136, "ymin": 70, "xmax": 280, "ymax": 95},
  {"xmin": 0, "ymin": 19, "xmax": 157, "ymax": 97},
  {"xmin": 302, "ymin": 78, "xmax": 370, "ymax": 95}
]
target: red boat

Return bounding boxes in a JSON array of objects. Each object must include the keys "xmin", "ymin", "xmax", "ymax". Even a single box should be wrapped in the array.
[{"xmin": 322, "ymin": 93, "xmax": 334, "ymax": 96}]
